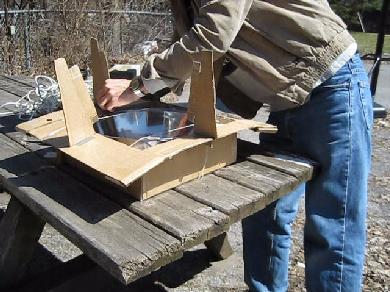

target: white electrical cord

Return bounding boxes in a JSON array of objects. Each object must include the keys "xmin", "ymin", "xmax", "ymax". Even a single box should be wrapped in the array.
[{"xmin": 0, "ymin": 75, "xmax": 61, "ymax": 120}]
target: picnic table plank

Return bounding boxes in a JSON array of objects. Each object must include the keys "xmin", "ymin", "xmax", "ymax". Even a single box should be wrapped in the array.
[
  {"xmin": 0, "ymin": 133, "xmax": 183, "ymax": 285},
  {"xmin": 0, "ymin": 77, "xmax": 32, "ymax": 97},
  {"xmin": 175, "ymin": 174, "xmax": 266, "ymax": 223},
  {"xmin": 0, "ymin": 88, "xmax": 21, "ymax": 106},
  {"xmin": 0, "ymin": 197, "xmax": 45, "ymax": 289},
  {"xmin": 57, "ymin": 163, "xmax": 234, "ymax": 253},
  {"xmin": 130, "ymin": 190, "xmax": 230, "ymax": 249},
  {"xmin": 1, "ymin": 75, "xmax": 36, "ymax": 88},
  {"xmin": 214, "ymin": 160, "xmax": 301, "ymax": 204},
  {"xmin": 237, "ymin": 139, "xmax": 316, "ymax": 180},
  {"xmin": 245, "ymin": 154, "xmax": 313, "ymax": 181}
]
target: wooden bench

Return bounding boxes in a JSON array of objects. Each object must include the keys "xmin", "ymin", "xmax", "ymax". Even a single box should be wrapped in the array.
[{"xmin": 0, "ymin": 75, "xmax": 315, "ymax": 289}]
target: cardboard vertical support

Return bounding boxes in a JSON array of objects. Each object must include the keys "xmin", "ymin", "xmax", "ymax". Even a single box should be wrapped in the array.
[
  {"xmin": 188, "ymin": 52, "xmax": 218, "ymax": 138},
  {"xmin": 54, "ymin": 59, "xmax": 95, "ymax": 146},
  {"xmin": 69, "ymin": 66, "xmax": 98, "ymax": 123},
  {"xmin": 90, "ymin": 38, "xmax": 110, "ymax": 101}
]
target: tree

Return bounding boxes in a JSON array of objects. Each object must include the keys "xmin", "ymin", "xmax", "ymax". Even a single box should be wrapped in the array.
[{"xmin": 329, "ymin": 0, "xmax": 383, "ymax": 31}]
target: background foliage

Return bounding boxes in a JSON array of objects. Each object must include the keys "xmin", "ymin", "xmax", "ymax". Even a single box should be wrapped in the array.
[
  {"xmin": 0, "ymin": 0, "xmax": 173, "ymax": 75},
  {"xmin": 329, "ymin": 0, "xmax": 386, "ymax": 32},
  {"xmin": 0, "ymin": 1, "xmax": 388, "ymax": 75}
]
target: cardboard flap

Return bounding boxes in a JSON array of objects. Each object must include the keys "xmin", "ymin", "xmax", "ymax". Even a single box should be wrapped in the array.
[
  {"xmin": 17, "ymin": 111, "xmax": 64, "ymax": 134},
  {"xmin": 55, "ymin": 59, "xmax": 96, "ymax": 146},
  {"xmin": 188, "ymin": 52, "xmax": 218, "ymax": 139},
  {"xmin": 17, "ymin": 108, "xmax": 276, "ymax": 189},
  {"xmin": 90, "ymin": 38, "xmax": 110, "ymax": 101},
  {"xmin": 60, "ymin": 134, "xmax": 165, "ymax": 187},
  {"xmin": 69, "ymin": 66, "xmax": 98, "ymax": 123},
  {"xmin": 217, "ymin": 119, "xmax": 277, "ymax": 137}
]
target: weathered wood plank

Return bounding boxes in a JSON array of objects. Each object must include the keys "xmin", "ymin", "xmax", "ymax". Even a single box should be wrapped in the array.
[
  {"xmin": 0, "ymin": 132, "xmax": 47, "ymax": 176},
  {"xmin": 214, "ymin": 160, "xmax": 302, "ymax": 204},
  {"xmin": 175, "ymin": 174, "xmax": 266, "ymax": 223},
  {"xmin": 51, "ymin": 160, "xmax": 233, "ymax": 253},
  {"xmin": 238, "ymin": 139, "xmax": 317, "ymax": 180},
  {"xmin": 245, "ymin": 154, "xmax": 313, "ymax": 181},
  {"xmin": 2, "ymin": 75, "xmax": 35, "ymax": 88},
  {"xmin": 0, "ymin": 77, "xmax": 32, "ymax": 97},
  {"xmin": 0, "ymin": 109, "xmax": 57, "ymax": 164},
  {"xmin": 0, "ymin": 88, "xmax": 20, "ymax": 108},
  {"xmin": 0, "ymin": 197, "xmax": 45, "ymax": 289},
  {"xmin": 130, "ymin": 190, "xmax": 230, "ymax": 249},
  {"xmin": 0, "ymin": 133, "xmax": 183, "ymax": 284}
]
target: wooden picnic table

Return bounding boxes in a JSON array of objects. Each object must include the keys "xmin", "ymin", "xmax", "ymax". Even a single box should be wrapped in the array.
[{"xmin": 0, "ymin": 75, "xmax": 314, "ymax": 289}]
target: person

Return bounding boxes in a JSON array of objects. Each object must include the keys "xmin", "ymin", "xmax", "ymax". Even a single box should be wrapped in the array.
[{"xmin": 97, "ymin": 1, "xmax": 373, "ymax": 291}]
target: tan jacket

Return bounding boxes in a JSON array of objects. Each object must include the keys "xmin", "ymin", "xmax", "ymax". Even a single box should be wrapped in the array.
[{"xmin": 141, "ymin": 0, "xmax": 356, "ymax": 112}]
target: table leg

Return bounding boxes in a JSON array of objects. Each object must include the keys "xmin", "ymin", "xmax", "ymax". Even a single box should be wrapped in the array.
[
  {"xmin": 0, "ymin": 196, "xmax": 45, "ymax": 289},
  {"xmin": 204, "ymin": 232, "xmax": 233, "ymax": 260}
]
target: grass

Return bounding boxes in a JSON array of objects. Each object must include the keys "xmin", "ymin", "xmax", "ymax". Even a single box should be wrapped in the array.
[{"xmin": 351, "ymin": 32, "xmax": 390, "ymax": 55}]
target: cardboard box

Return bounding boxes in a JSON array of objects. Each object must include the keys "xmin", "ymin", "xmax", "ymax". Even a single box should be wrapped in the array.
[{"xmin": 17, "ymin": 41, "xmax": 276, "ymax": 200}]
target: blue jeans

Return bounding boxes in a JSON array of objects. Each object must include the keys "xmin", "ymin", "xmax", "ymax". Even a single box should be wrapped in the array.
[{"xmin": 242, "ymin": 54, "xmax": 373, "ymax": 292}]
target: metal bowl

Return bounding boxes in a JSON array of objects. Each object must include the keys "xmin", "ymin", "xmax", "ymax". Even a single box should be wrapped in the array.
[{"xmin": 93, "ymin": 108, "xmax": 193, "ymax": 148}]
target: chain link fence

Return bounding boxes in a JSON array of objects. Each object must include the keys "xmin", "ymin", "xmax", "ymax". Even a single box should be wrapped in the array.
[{"xmin": 0, "ymin": 1, "xmax": 174, "ymax": 76}]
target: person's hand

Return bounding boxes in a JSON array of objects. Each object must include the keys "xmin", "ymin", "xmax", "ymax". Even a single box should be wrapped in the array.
[{"xmin": 96, "ymin": 79, "xmax": 140, "ymax": 112}]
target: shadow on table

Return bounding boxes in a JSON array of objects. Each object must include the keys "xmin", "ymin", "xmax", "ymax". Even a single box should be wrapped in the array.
[
  {"xmin": 0, "ymin": 209, "xmax": 66, "ymax": 292},
  {"xmin": 14, "ymin": 247, "xmax": 214, "ymax": 292},
  {"xmin": 0, "ymin": 151, "xmax": 123, "ymax": 224}
]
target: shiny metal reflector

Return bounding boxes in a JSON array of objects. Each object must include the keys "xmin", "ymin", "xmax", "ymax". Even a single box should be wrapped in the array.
[{"xmin": 93, "ymin": 108, "xmax": 193, "ymax": 149}]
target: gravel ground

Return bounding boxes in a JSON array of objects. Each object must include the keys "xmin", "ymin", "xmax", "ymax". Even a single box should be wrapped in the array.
[{"xmin": 0, "ymin": 113, "xmax": 389, "ymax": 291}]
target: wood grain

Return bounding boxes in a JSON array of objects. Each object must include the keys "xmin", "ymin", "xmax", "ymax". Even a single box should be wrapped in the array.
[
  {"xmin": 214, "ymin": 160, "xmax": 302, "ymax": 204},
  {"xmin": 0, "ymin": 76, "xmax": 32, "ymax": 97},
  {"xmin": 130, "ymin": 190, "xmax": 230, "ymax": 249},
  {"xmin": 176, "ymin": 174, "xmax": 266, "ymax": 223}
]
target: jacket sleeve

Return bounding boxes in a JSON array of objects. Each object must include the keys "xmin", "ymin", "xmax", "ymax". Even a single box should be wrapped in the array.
[{"xmin": 141, "ymin": 0, "xmax": 253, "ymax": 94}]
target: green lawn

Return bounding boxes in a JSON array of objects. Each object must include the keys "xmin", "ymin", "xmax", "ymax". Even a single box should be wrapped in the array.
[{"xmin": 351, "ymin": 32, "xmax": 390, "ymax": 55}]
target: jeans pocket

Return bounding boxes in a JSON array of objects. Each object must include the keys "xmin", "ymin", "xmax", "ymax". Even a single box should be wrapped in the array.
[{"xmin": 358, "ymin": 81, "xmax": 373, "ymax": 131}]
